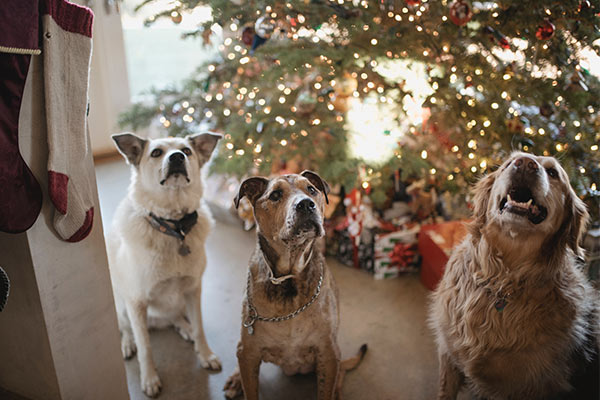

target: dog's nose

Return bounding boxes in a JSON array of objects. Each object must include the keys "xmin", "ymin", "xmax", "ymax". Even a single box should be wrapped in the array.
[
  {"xmin": 513, "ymin": 156, "xmax": 539, "ymax": 173},
  {"xmin": 296, "ymin": 198, "xmax": 316, "ymax": 214},
  {"xmin": 169, "ymin": 152, "xmax": 185, "ymax": 164}
]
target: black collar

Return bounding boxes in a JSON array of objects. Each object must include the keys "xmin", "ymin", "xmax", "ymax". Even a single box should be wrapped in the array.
[{"xmin": 146, "ymin": 211, "xmax": 198, "ymax": 256}]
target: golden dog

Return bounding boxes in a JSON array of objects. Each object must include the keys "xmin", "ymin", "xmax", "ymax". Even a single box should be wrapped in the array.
[{"xmin": 430, "ymin": 152, "xmax": 599, "ymax": 399}]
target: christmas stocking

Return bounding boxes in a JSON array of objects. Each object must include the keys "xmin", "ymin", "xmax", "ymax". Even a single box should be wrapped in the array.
[
  {"xmin": 42, "ymin": 0, "xmax": 95, "ymax": 242},
  {"xmin": 0, "ymin": 1, "xmax": 43, "ymax": 233}
]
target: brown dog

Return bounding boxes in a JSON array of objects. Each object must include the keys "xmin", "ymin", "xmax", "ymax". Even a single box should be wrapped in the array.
[
  {"xmin": 430, "ymin": 152, "xmax": 599, "ymax": 399},
  {"xmin": 224, "ymin": 171, "xmax": 366, "ymax": 400}
]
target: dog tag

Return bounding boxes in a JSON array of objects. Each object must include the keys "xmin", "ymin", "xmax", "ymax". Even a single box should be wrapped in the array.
[
  {"xmin": 494, "ymin": 298, "xmax": 507, "ymax": 312},
  {"xmin": 247, "ymin": 325, "xmax": 254, "ymax": 335},
  {"xmin": 179, "ymin": 242, "xmax": 191, "ymax": 256}
]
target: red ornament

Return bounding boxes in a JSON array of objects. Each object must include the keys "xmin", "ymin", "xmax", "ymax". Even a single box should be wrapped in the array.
[
  {"xmin": 406, "ymin": 0, "xmax": 421, "ymax": 6},
  {"xmin": 535, "ymin": 19, "xmax": 555, "ymax": 40},
  {"xmin": 170, "ymin": 12, "xmax": 182, "ymax": 25},
  {"xmin": 449, "ymin": 0, "xmax": 473, "ymax": 26},
  {"xmin": 579, "ymin": 1, "xmax": 591, "ymax": 13},
  {"xmin": 242, "ymin": 26, "xmax": 255, "ymax": 46}
]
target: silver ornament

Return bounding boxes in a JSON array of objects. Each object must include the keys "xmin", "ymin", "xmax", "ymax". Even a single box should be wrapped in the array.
[{"xmin": 255, "ymin": 15, "xmax": 276, "ymax": 39}]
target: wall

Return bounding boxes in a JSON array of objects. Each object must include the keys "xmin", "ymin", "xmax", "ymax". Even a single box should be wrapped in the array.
[{"xmin": 87, "ymin": 2, "xmax": 131, "ymax": 156}]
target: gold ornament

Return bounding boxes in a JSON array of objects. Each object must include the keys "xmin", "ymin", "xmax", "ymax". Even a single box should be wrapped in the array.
[{"xmin": 335, "ymin": 73, "xmax": 358, "ymax": 97}]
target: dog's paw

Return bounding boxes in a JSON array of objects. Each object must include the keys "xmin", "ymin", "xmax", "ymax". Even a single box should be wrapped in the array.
[
  {"xmin": 121, "ymin": 335, "xmax": 137, "ymax": 360},
  {"xmin": 141, "ymin": 372, "xmax": 162, "ymax": 398},
  {"xmin": 174, "ymin": 319, "xmax": 193, "ymax": 342},
  {"xmin": 198, "ymin": 353, "xmax": 222, "ymax": 371},
  {"xmin": 223, "ymin": 370, "xmax": 243, "ymax": 399}
]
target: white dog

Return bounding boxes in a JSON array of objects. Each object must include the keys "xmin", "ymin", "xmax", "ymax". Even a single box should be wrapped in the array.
[{"xmin": 107, "ymin": 132, "xmax": 222, "ymax": 397}]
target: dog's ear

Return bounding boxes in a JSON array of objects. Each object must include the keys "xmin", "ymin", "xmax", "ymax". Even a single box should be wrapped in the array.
[
  {"xmin": 112, "ymin": 133, "xmax": 147, "ymax": 166},
  {"xmin": 468, "ymin": 170, "xmax": 497, "ymax": 236},
  {"xmin": 301, "ymin": 170, "xmax": 330, "ymax": 204},
  {"xmin": 234, "ymin": 177, "xmax": 269, "ymax": 209},
  {"xmin": 562, "ymin": 186, "xmax": 589, "ymax": 256},
  {"xmin": 543, "ymin": 185, "xmax": 589, "ymax": 262},
  {"xmin": 188, "ymin": 132, "xmax": 222, "ymax": 162}
]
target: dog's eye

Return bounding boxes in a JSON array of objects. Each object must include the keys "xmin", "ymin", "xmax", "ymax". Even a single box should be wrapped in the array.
[
  {"xmin": 150, "ymin": 148, "xmax": 163, "ymax": 158},
  {"xmin": 269, "ymin": 190, "xmax": 282, "ymax": 202},
  {"xmin": 182, "ymin": 147, "xmax": 192, "ymax": 156},
  {"xmin": 307, "ymin": 185, "xmax": 317, "ymax": 195},
  {"xmin": 546, "ymin": 168, "xmax": 558, "ymax": 179}
]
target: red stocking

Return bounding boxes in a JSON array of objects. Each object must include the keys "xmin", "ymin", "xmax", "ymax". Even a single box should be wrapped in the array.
[{"xmin": 0, "ymin": 53, "xmax": 42, "ymax": 233}]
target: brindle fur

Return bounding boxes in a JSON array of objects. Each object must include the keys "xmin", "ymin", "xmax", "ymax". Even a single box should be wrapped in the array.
[{"xmin": 224, "ymin": 172, "xmax": 366, "ymax": 400}]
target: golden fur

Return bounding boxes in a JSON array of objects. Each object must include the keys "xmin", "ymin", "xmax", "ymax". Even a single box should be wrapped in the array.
[{"xmin": 430, "ymin": 152, "xmax": 599, "ymax": 399}]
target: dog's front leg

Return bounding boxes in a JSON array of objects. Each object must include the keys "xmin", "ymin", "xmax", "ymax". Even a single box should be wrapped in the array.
[
  {"xmin": 438, "ymin": 352, "xmax": 464, "ymax": 400},
  {"xmin": 185, "ymin": 286, "xmax": 222, "ymax": 370},
  {"xmin": 316, "ymin": 343, "xmax": 341, "ymax": 400},
  {"xmin": 126, "ymin": 300, "xmax": 161, "ymax": 397},
  {"xmin": 237, "ymin": 341, "xmax": 262, "ymax": 400}
]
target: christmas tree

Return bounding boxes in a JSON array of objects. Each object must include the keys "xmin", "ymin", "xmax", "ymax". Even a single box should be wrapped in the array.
[{"xmin": 121, "ymin": 0, "xmax": 600, "ymax": 220}]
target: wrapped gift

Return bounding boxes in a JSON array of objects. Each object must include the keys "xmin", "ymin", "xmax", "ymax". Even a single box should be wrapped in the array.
[
  {"xmin": 333, "ymin": 226, "xmax": 376, "ymax": 273},
  {"xmin": 418, "ymin": 220, "xmax": 469, "ymax": 290},
  {"xmin": 372, "ymin": 224, "xmax": 421, "ymax": 279},
  {"xmin": 374, "ymin": 241, "xmax": 420, "ymax": 279}
]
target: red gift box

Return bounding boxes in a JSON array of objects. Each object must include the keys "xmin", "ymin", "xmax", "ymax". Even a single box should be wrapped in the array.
[{"xmin": 418, "ymin": 220, "xmax": 469, "ymax": 290}]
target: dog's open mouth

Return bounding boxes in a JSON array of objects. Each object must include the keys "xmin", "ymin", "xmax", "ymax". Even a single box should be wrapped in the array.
[
  {"xmin": 499, "ymin": 186, "xmax": 547, "ymax": 224},
  {"xmin": 160, "ymin": 167, "xmax": 189, "ymax": 185}
]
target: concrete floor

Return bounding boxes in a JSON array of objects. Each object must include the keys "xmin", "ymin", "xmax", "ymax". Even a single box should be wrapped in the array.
[{"xmin": 95, "ymin": 160, "xmax": 445, "ymax": 400}]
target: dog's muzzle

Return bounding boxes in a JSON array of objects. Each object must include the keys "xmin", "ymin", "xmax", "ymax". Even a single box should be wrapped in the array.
[
  {"xmin": 161, "ymin": 152, "xmax": 189, "ymax": 185},
  {"xmin": 498, "ymin": 156, "xmax": 548, "ymax": 224},
  {"xmin": 293, "ymin": 198, "xmax": 323, "ymax": 235}
]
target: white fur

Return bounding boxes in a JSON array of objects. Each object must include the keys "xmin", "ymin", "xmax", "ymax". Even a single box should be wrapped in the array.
[{"xmin": 107, "ymin": 134, "xmax": 221, "ymax": 397}]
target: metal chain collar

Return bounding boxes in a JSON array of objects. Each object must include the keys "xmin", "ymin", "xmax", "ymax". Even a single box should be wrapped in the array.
[{"xmin": 243, "ymin": 262, "xmax": 324, "ymax": 335}]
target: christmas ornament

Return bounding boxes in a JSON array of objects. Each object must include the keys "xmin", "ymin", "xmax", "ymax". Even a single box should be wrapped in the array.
[
  {"xmin": 294, "ymin": 89, "xmax": 317, "ymax": 116},
  {"xmin": 449, "ymin": 0, "xmax": 472, "ymax": 26},
  {"xmin": 484, "ymin": 26, "xmax": 510, "ymax": 49},
  {"xmin": 406, "ymin": 180, "xmax": 437, "ymax": 221},
  {"xmin": 331, "ymin": 94, "xmax": 350, "ymax": 113},
  {"xmin": 242, "ymin": 25, "xmax": 255, "ymax": 46},
  {"xmin": 568, "ymin": 70, "xmax": 589, "ymax": 92},
  {"xmin": 539, "ymin": 103, "xmax": 554, "ymax": 118},
  {"xmin": 255, "ymin": 15, "xmax": 276, "ymax": 39},
  {"xmin": 202, "ymin": 28, "xmax": 212, "ymax": 45},
  {"xmin": 170, "ymin": 11, "xmax": 182, "ymax": 24},
  {"xmin": 503, "ymin": 62, "xmax": 516, "ymax": 77},
  {"xmin": 506, "ymin": 116, "xmax": 526, "ymax": 133},
  {"xmin": 578, "ymin": 1, "xmax": 592, "ymax": 14},
  {"xmin": 535, "ymin": 19, "xmax": 555, "ymax": 40},
  {"xmin": 334, "ymin": 73, "xmax": 358, "ymax": 97},
  {"xmin": 406, "ymin": 0, "xmax": 421, "ymax": 6},
  {"xmin": 517, "ymin": 137, "xmax": 534, "ymax": 151}
]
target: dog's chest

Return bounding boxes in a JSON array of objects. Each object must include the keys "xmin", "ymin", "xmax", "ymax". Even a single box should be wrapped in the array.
[
  {"xmin": 453, "ymin": 286, "xmax": 573, "ymax": 348},
  {"xmin": 259, "ymin": 320, "xmax": 323, "ymax": 375},
  {"xmin": 448, "ymin": 284, "xmax": 579, "ymax": 390}
]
